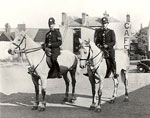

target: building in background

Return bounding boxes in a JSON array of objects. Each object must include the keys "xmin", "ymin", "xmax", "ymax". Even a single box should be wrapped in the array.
[
  {"xmin": 18, "ymin": 24, "xmax": 26, "ymax": 32},
  {"xmin": 130, "ymin": 24, "xmax": 150, "ymax": 60},
  {"xmin": 1, "ymin": 12, "xmax": 149, "ymax": 60}
]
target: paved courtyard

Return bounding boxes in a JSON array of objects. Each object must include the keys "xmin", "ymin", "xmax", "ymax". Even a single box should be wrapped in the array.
[{"xmin": 0, "ymin": 62, "xmax": 150, "ymax": 118}]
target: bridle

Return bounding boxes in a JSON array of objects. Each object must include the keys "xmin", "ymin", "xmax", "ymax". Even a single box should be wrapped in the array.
[
  {"xmin": 79, "ymin": 45, "xmax": 92, "ymax": 61},
  {"xmin": 12, "ymin": 35, "xmax": 27, "ymax": 52},
  {"xmin": 79, "ymin": 44, "xmax": 103, "ymax": 65},
  {"xmin": 12, "ymin": 35, "xmax": 42, "ymax": 54},
  {"xmin": 11, "ymin": 34, "xmax": 45, "ymax": 86},
  {"xmin": 79, "ymin": 44, "xmax": 103, "ymax": 84}
]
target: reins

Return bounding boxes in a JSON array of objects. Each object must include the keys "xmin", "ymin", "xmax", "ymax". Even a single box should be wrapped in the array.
[
  {"xmin": 80, "ymin": 44, "xmax": 104, "ymax": 84},
  {"xmin": 12, "ymin": 35, "xmax": 45, "ymax": 86},
  {"xmin": 80, "ymin": 45, "xmax": 103, "ymax": 67}
]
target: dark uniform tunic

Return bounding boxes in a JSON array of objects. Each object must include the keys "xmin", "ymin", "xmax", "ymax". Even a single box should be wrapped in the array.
[
  {"xmin": 45, "ymin": 29, "xmax": 62, "ymax": 60},
  {"xmin": 94, "ymin": 28, "xmax": 116, "ymax": 58},
  {"xmin": 94, "ymin": 28, "xmax": 117, "ymax": 78}
]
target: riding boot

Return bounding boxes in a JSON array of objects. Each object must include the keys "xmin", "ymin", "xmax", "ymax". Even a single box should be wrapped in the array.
[
  {"xmin": 104, "ymin": 59, "xmax": 111, "ymax": 78},
  {"xmin": 83, "ymin": 72, "xmax": 89, "ymax": 77},
  {"xmin": 54, "ymin": 60, "xmax": 62, "ymax": 78}
]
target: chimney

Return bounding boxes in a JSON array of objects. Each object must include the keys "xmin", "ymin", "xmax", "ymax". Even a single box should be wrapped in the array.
[
  {"xmin": 18, "ymin": 24, "xmax": 26, "ymax": 32},
  {"xmin": 86, "ymin": 14, "xmax": 89, "ymax": 26},
  {"xmin": 82, "ymin": 13, "xmax": 87, "ymax": 26},
  {"xmin": 62, "ymin": 12, "xmax": 67, "ymax": 26},
  {"xmin": 5, "ymin": 23, "xmax": 11, "ymax": 34},
  {"xmin": 140, "ymin": 24, "xmax": 143, "ymax": 29},
  {"xmin": 103, "ymin": 11, "xmax": 109, "ymax": 17}
]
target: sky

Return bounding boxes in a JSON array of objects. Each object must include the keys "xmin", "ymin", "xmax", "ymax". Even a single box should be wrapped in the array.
[{"xmin": 0, "ymin": 0, "xmax": 150, "ymax": 31}]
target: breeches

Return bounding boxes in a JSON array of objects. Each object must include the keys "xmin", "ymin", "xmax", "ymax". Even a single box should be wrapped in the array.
[
  {"xmin": 106, "ymin": 49, "xmax": 116, "ymax": 72},
  {"xmin": 46, "ymin": 55, "xmax": 60, "ymax": 72}
]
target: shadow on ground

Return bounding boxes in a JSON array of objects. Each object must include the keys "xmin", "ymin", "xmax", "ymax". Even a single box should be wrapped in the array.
[{"xmin": 0, "ymin": 84, "xmax": 150, "ymax": 118}]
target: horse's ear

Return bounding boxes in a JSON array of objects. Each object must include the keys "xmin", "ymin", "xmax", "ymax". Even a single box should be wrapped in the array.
[
  {"xmin": 87, "ymin": 38, "xmax": 90, "ymax": 43},
  {"xmin": 20, "ymin": 31, "xmax": 26, "ymax": 36},
  {"xmin": 79, "ymin": 38, "xmax": 83, "ymax": 44},
  {"xmin": 84, "ymin": 38, "xmax": 90, "ymax": 45}
]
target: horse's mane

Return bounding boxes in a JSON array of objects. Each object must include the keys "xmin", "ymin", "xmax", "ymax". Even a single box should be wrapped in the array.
[
  {"xmin": 89, "ymin": 41, "xmax": 101, "ymax": 52},
  {"xmin": 19, "ymin": 31, "xmax": 41, "ymax": 47}
]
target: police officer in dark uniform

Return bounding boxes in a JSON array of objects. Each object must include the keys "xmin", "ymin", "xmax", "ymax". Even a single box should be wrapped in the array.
[
  {"xmin": 42, "ymin": 17, "xmax": 62, "ymax": 78},
  {"xmin": 94, "ymin": 17, "xmax": 118, "ymax": 78}
]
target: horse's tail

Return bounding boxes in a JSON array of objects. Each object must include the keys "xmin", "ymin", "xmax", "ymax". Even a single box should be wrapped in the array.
[
  {"xmin": 68, "ymin": 55, "xmax": 79, "ymax": 75},
  {"xmin": 72, "ymin": 55, "xmax": 81, "ymax": 75},
  {"xmin": 120, "ymin": 69, "xmax": 128, "ymax": 86},
  {"xmin": 74, "ymin": 55, "xmax": 80, "ymax": 75}
]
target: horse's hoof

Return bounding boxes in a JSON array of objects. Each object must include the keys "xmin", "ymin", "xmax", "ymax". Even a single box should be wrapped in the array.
[
  {"xmin": 38, "ymin": 107, "xmax": 45, "ymax": 112},
  {"xmin": 123, "ymin": 97, "xmax": 129, "ymax": 102},
  {"xmin": 109, "ymin": 99, "xmax": 116, "ymax": 104},
  {"xmin": 31, "ymin": 106, "xmax": 38, "ymax": 110},
  {"xmin": 69, "ymin": 99, "xmax": 76, "ymax": 103},
  {"xmin": 89, "ymin": 106, "xmax": 96, "ymax": 110},
  {"xmin": 109, "ymin": 97, "xmax": 116, "ymax": 104},
  {"xmin": 95, "ymin": 108, "xmax": 101, "ymax": 112},
  {"xmin": 62, "ymin": 98, "xmax": 69, "ymax": 103}
]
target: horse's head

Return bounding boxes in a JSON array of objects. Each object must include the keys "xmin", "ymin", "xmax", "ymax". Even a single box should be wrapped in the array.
[
  {"xmin": 8, "ymin": 31, "xmax": 27, "ymax": 55},
  {"xmin": 78, "ymin": 38, "xmax": 91, "ymax": 69}
]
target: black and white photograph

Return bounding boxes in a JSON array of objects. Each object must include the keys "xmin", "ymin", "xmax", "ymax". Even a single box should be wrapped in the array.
[{"xmin": 0, "ymin": 0, "xmax": 150, "ymax": 117}]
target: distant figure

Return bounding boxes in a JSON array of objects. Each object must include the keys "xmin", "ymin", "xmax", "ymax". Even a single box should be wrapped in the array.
[
  {"xmin": 42, "ymin": 17, "xmax": 62, "ymax": 78},
  {"xmin": 94, "ymin": 17, "xmax": 119, "ymax": 78}
]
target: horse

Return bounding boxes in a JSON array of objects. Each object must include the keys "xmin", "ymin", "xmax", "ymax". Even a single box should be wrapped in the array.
[
  {"xmin": 78, "ymin": 38, "xmax": 129, "ymax": 112},
  {"xmin": 8, "ymin": 31, "xmax": 78, "ymax": 111}
]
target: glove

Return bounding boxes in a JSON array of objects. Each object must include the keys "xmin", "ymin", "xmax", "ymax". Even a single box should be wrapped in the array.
[
  {"xmin": 47, "ymin": 43, "xmax": 52, "ymax": 48},
  {"xmin": 41, "ymin": 43, "xmax": 46, "ymax": 51},
  {"xmin": 96, "ymin": 44, "xmax": 102, "ymax": 48},
  {"xmin": 45, "ymin": 47, "xmax": 51, "ymax": 57},
  {"xmin": 103, "ymin": 44, "xmax": 108, "ymax": 48}
]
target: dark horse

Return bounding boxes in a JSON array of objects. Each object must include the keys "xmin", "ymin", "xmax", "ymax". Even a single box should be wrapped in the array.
[
  {"xmin": 78, "ymin": 39, "xmax": 129, "ymax": 112},
  {"xmin": 8, "ymin": 31, "xmax": 78, "ymax": 111}
]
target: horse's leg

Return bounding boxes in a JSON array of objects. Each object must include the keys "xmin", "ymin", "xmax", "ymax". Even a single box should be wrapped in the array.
[
  {"xmin": 31, "ymin": 75, "xmax": 39, "ymax": 110},
  {"xmin": 39, "ymin": 78, "xmax": 47, "ymax": 111},
  {"xmin": 109, "ymin": 77, "xmax": 119, "ymax": 104},
  {"xmin": 88, "ymin": 69, "xmax": 96, "ymax": 110},
  {"xmin": 121, "ymin": 69, "xmax": 129, "ymax": 102},
  {"xmin": 69, "ymin": 68, "xmax": 77, "ymax": 103},
  {"xmin": 95, "ymin": 78, "xmax": 103, "ymax": 112},
  {"xmin": 62, "ymin": 71, "xmax": 70, "ymax": 102}
]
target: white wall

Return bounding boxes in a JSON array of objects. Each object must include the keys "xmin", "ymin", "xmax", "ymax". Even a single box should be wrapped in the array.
[
  {"xmin": 0, "ymin": 41, "xmax": 12, "ymax": 60},
  {"xmin": 59, "ymin": 26, "xmax": 74, "ymax": 52},
  {"xmin": 81, "ymin": 27, "xmax": 95, "ymax": 42}
]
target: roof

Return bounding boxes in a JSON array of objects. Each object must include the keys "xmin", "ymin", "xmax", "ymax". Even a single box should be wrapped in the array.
[
  {"xmin": 87, "ymin": 17, "xmax": 102, "ymax": 27},
  {"xmin": 34, "ymin": 29, "xmax": 49, "ymax": 42},
  {"xmin": 0, "ymin": 32, "xmax": 12, "ymax": 41},
  {"xmin": 67, "ymin": 15, "xmax": 120, "ymax": 27},
  {"xmin": 26, "ymin": 28, "xmax": 39, "ymax": 39},
  {"xmin": 67, "ymin": 16, "xmax": 82, "ymax": 27}
]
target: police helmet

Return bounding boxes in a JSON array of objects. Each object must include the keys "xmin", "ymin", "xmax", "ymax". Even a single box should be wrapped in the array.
[
  {"xmin": 101, "ymin": 17, "xmax": 109, "ymax": 24},
  {"xmin": 48, "ymin": 17, "xmax": 55, "ymax": 25}
]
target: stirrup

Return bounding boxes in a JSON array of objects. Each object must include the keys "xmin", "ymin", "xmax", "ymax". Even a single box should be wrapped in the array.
[{"xmin": 83, "ymin": 73, "xmax": 89, "ymax": 77}]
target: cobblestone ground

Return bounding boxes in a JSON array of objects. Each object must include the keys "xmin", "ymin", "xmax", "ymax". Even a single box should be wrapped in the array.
[{"xmin": 0, "ymin": 62, "xmax": 150, "ymax": 118}]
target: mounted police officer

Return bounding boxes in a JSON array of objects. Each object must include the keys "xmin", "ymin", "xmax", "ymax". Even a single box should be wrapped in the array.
[
  {"xmin": 94, "ymin": 17, "xmax": 119, "ymax": 78},
  {"xmin": 42, "ymin": 17, "xmax": 62, "ymax": 78}
]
